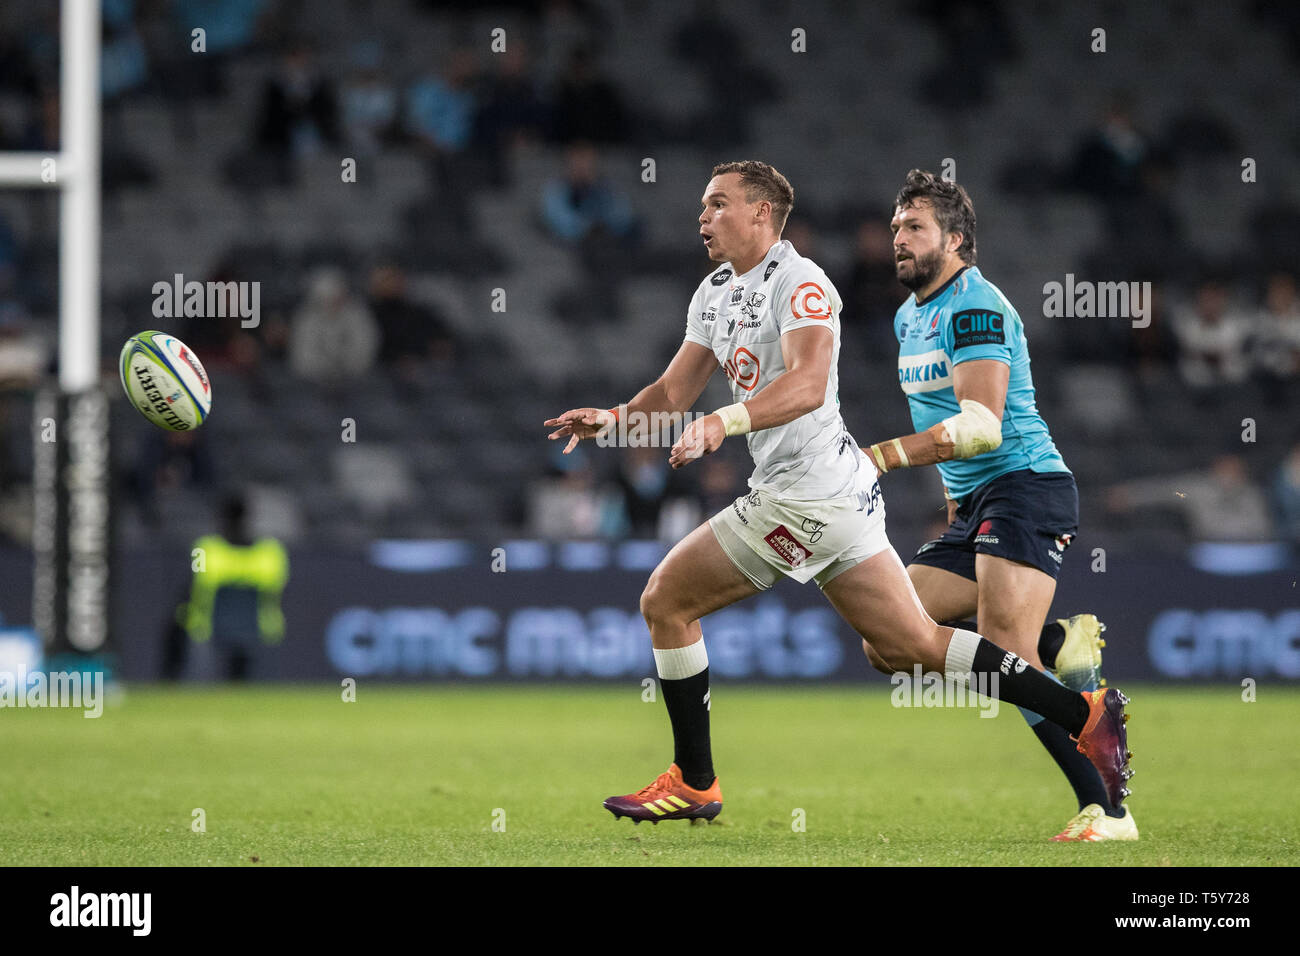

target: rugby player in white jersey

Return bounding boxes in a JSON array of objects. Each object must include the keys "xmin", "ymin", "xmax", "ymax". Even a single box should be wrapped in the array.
[{"xmin": 545, "ymin": 161, "xmax": 1130, "ymax": 825}]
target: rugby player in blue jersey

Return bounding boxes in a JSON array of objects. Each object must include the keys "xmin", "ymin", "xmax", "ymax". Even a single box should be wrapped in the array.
[{"xmin": 861, "ymin": 170, "xmax": 1137, "ymax": 841}]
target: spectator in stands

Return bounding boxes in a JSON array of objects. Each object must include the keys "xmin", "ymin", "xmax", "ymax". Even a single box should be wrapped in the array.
[
  {"xmin": 1272, "ymin": 441, "xmax": 1300, "ymax": 548},
  {"xmin": 30, "ymin": 88, "xmax": 58, "ymax": 152},
  {"xmin": 101, "ymin": 3, "xmax": 150, "ymax": 104},
  {"xmin": 549, "ymin": 46, "xmax": 628, "ymax": 145},
  {"xmin": 916, "ymin": 0, "xmax": 1018, "ymax": 110},
  {"xmin": 1090, "ymin": 156, "xmax": 1186, "ymax": 281},
  {"xmin": 844, "ymin": 217, "xmax": 906, "ymax": 356},
  {"xmin": 1253, "ymin": 2, "xmax": 1300, "ymax": 65},
  {"xmin": 671, "ymin": 0, "xmax": 777, "ymax": 138},
  {"xmin": 369, "ymin": 262, "xmax": 456, "ymax": 363},
  {"xmin": 1170, "ymin": 279, "xmax": 1253, "ymax": 393},
  {"xmin": 340, "ymin": 39, "xmax": 400, "ymax": 157},
  {"xmin": 150, "ymin": 0, "xmax": 270, "ymax": 140},
  {"xmin": 1068, "ymin": 95, "xmax": 1151, "ymax": 201},
  {"xmin": 614, "ymin": 445, "xmax": 693, "ymax": 539},
  {"xmin": 474, "ymin": 41, "xmax": 548, "ymax": 187},
  {"xmin": 528, "ymin": 444, "xmax": 622, "ymax": 539},
  {"xmin": 1121, "ymin": 283, "xmax": 1179, "ymax": 396},
  {"xmin": 1106, "ymin": 453, "xmax": 1273, "ymax": 543},
  {"xmin": 1246, "ymin": 204, "xmax": 1300, "ymax": 285},
  {"xmin": 167, "ymin": 0, "xmax": 269, "ymax": 74},
  {"xmin": 368, "ymin": 262, "xmax": 457, "ymax": 397},
  {"xmin": 1159, "ymin": 97, "xmax": 1239, "ymax": 160},
  {"xmin": 99, "ymin": 4, "xmax": 162, "ymax": 200},
  {"xmin": 541, "ymin": 142, "xmax": 639, "ymax": 245},
  {"xmin": 0, "ymin": 308, "xmax": 51, "ymax": 390},
  {"xmin": 288, "ymin": 267, "xmax": 380, "ymax": 385},
  {"xmin": 178, "ymin": 257, "xmax": 255, "ymax": 371},
  {"xmin": 405, "ymin": 46, "xmax": 478, "ymax": 171},
  {"xmin": 1251, "ymin": 272, "xmax": 1300, "ymax": 398},
  {"xmin": 254, "ymin": 40, "xmax": 340, "ymax": 184},
  {"xmin": 697, "ymin": 455, "xmax": 741, "ymax": 519},
  {"xmin": 0, "ymin": 308, "xmax": 50, "ymax": 504},
  {"xmin": 536, "ymin": 0, "xmax": 602, "ymax": 81},
  {"xmin": 127, "ymin": 428, "xmax": 216, "ymax": 520},
  {"xmin": 0, "ymin": 213, "xmax": 19, "ymax": 303},
  {"xmin": 0, "ymin": 25, "xmax": 41, "ymax": 98}
]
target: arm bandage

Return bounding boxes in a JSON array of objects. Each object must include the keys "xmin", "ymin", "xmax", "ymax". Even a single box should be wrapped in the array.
[
  {"xmin": 940, "ymin": 399, "xmax": 1003, "ymax": 458},
  {"xmin": 713, "ymin": 402, "xmax": 752, "ymax": 437}
]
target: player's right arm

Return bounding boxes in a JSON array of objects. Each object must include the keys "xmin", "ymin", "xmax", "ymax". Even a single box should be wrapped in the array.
[
  {"xmin": 861, "ymin": 358, "xmax": 1009, "ymax": 472},
  {"xmin": 544, "ymin": 340, "xmax": 717, "ymax": 454}
]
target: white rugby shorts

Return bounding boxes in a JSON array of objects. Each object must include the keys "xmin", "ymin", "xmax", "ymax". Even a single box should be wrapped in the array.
[{"xmin": 708, "ymin": 477, "xmax": 889, "ymax": 590}]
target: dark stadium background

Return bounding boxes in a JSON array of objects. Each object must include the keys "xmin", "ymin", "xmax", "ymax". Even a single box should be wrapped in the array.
[{"xmin": 0, "ymin": 0, "xmax": 1297, "ymax": 684}]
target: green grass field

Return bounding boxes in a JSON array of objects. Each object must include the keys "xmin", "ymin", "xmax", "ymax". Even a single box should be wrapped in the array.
[{"xmin": 2, "ymin": 683, "xmax": 1297, "ymax": 866}]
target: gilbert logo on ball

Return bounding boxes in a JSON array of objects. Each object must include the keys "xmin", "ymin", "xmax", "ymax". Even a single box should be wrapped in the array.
[{"xmin": 119, "ymin": 331, "xmax": 212, "ymax": 430}]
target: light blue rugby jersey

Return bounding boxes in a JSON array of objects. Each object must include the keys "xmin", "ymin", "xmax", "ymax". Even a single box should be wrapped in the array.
[{"xmin": 894, "ymin": 266, "xmax": 1069, "ymax": 500}]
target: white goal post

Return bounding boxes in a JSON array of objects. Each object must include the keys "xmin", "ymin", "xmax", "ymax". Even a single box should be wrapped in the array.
[
  {"xmin": 0, "ymin": 0, "xmax": 100, "ymax": 391},
  {"xmin": 1, "ymin": 1, "xmax": 107, "ymax": 653}
]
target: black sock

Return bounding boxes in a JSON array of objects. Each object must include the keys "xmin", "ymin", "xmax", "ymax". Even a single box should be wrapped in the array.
[
  {"xmin": 1038, "ymin": 621, "xmax": 1066, "ymax": 670},
  {"xmin": 1030, "ymin": 719, "xmax": 1121, "ymax": 816},
  {"xmin": 969, "ymin": 638, "xmax": 1090, "ymax": 734},
  {"xmin": 659, "ymin": 668, "xmax": 714, "ymax": 790},
  {"xmin": 948, "ymin": 619, "xmax": 1068, "ymax": 672}
]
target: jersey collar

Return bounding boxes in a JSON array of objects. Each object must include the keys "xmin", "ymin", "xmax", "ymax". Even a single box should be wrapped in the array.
[
  {"xmin": 729, "ymin": 239, "xmax": 787, "ymax": 281},
  {"xmin": 914, "ymin": 265, "xmax": 970, "ymax": 307}
]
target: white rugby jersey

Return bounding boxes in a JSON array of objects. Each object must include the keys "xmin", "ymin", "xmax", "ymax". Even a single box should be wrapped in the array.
[{"xmin": 684, "ymin": 239, "xmax": 872, "ymax": 500}]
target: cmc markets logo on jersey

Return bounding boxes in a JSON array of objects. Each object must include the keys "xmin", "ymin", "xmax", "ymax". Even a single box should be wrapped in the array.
[
  {"xmin": 324, "ymin": 599, "xmax": 844, "ymax": 680},
  {"xmin": 724, "ymin": 346, "xmax": 760, "ymax": 390}
]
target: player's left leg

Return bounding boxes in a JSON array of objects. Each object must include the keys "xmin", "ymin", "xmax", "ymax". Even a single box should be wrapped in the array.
[
  {"xmin": 603, "ymin": 519, "xmax": 759, "ymax": 823},
  {"xmin": 974, "ymin": 553, "xmax": 1134, "ymax": 836},
  {"xmin": 821, "ymin": 549, "xmax": 1132, "ymax": 810}
]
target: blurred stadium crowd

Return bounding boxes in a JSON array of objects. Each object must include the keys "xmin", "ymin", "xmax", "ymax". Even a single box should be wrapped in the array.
[{"xmin": 0, "ymin": 0, "xmax": 1298, "ymax": 558}]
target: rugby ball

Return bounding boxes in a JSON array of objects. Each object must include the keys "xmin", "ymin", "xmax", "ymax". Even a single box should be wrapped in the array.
[{"xmin": 119, "ymin": 331, "xmax": 212, "ymax": 430}]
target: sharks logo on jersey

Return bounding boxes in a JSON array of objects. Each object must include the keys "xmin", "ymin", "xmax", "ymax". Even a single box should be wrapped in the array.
[{"xmin": 738, "ymin": 292, "xmax": 766, "ymax": 327}]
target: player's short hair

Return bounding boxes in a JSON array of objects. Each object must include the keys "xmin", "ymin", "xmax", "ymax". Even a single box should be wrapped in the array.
[
  {"xmin": 711, "ymin": 160, "xmax": 795, "ymax": 233},
  {"xmin": 894, "ymin": 169, "xmax": 977, "ymax": 264}
]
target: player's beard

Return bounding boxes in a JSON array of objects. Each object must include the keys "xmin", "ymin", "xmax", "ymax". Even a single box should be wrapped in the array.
[{"xmin": 896, "ymin": 247, "xmax": 944, "ymax": 292}]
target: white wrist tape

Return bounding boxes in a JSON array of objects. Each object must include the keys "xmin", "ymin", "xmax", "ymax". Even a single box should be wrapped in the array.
[
  {"xmin": 713, "ymin": 402, "xmax": 752, "ymax": 437},
  {"xmin": 941, "ymin": 399, "xmax": 1003, "ymax": 459},
  {"xmin": 868, "ymin": 444, "xmax": 889, "ymax": 473}
]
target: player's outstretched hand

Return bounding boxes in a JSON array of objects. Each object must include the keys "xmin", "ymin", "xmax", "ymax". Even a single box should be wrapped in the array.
[
  {"xmin": 669, "ymin": 413, "xmax": 725, "ymax": 469},
  {"xmin": 545, "ymin": 407, "xmax": 616, "ymax": 454}
]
